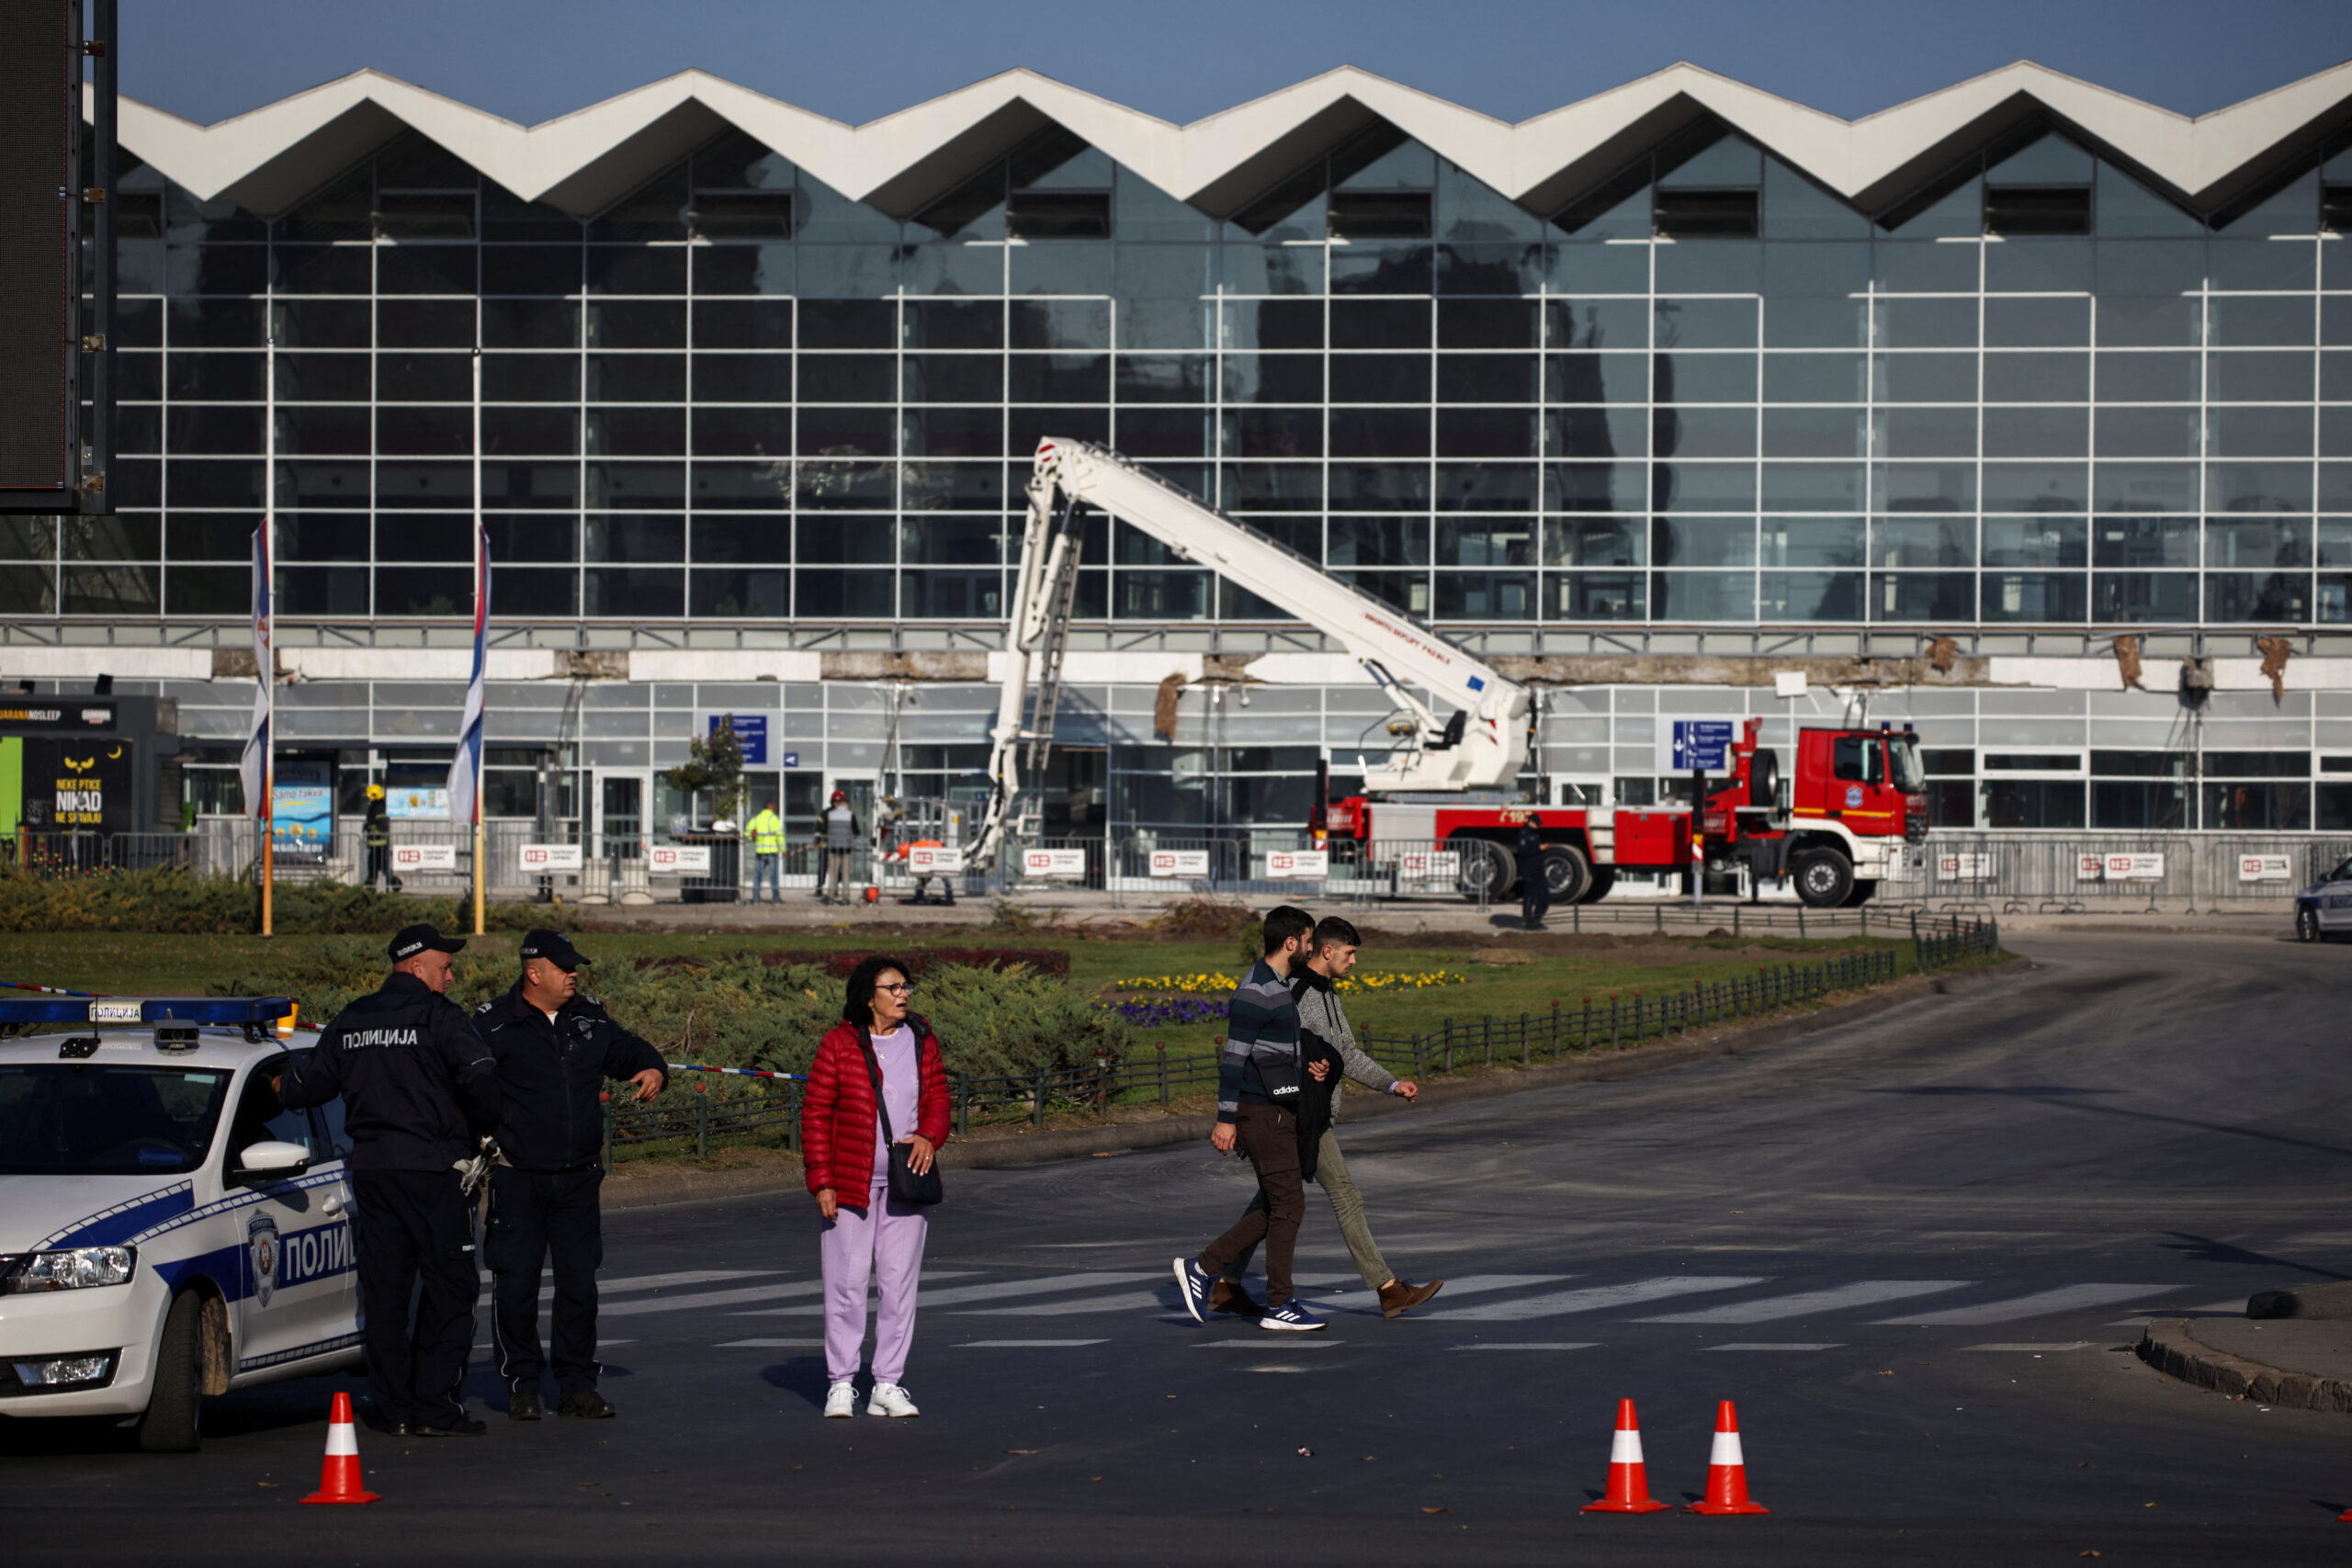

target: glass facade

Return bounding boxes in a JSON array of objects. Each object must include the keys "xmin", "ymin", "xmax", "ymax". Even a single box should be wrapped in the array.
[{"xmin": 29, "ymin": 119, "xmax": 2352, "ymax": 630}]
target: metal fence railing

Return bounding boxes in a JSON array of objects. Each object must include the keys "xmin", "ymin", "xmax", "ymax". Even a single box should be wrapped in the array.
[
  {"xmin": 1879, "ymin": 833, "xmax": 2352, "ymax": 914},
  {"xmin": 600, "ymin": 919, "xmax": 1996, "ymax": 1164}
]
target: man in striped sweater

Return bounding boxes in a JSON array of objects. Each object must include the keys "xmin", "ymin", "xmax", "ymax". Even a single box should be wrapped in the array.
[{"xmin": 1173, "ymin": 906, "xmax": 1327, "ymax": 1331}]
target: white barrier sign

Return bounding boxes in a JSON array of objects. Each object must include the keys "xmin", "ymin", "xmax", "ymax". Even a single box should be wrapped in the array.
[
  {"xmin": 648, "ymin": 844, "xmax": 712, "ymax": 874},
  {"xmin": 1936, "ymin": 852, "xmax": 1992, "ymax": 882},
  {"xmin": 1265, "ymin": 850, "xmax": 1329, "ymax": 879},
  {"xmin": 2104, "ymin": 852, "xmax": 2165, "ymax": 882},
  {"xmin": 1149, "ymin": 850, "xmax": 1210, "ymax": 877},
  {"xmin": 2075, "ymin": 853, "xmax": 2106, "ymax": 881},
  {"xmin": 518, "ymin": 843, "xmax": 584, "ymax": 872},
  {"xmin": 1023, "ymin": 848, "xmax": 1089, "ymax": 880},
  {"xmin": 1392, "ymin": 851, "xmax": 1462, "ymax": 883},
  {"xmin": 907, "ymin": 844, "xmax": 964, "ymax": 874},
  {"xmin": 391, "ymin": 844, "xmax": 457, "ymax": 873},
  {"xmin": 2240, "ymin": 854, "xmax": 2294, "ymax": 883}
]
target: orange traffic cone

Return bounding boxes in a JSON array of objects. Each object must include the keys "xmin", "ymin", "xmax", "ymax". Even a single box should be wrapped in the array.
[
  {"xmin": 300, "ymin": 1391, "xmax": 381, "ymax": 1505},
  {"xmin": 1581, "ymin": 1397, "xmax": 1670, "ymax": 1513},
  {"xmin": 1684, "ymin": 1400, "xmax": 1770, "ymax": 1515}
]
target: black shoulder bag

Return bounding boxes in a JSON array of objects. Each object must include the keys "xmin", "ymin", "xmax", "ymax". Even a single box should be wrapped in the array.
[{"xmin": 858, "ymin": 1029, "xmax": 944, "ymax": 1208}]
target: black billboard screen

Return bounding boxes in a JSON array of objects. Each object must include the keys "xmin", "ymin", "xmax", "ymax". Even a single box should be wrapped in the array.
[{"xmin": 0, "ymin": 0, "xmax": 80, "ymax": 502}]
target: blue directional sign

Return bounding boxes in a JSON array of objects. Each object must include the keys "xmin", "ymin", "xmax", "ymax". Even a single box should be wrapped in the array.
[
  {"xmin": 707, "ymin": 713, "xmax": 769, "ymax": 765},
  {"xmin": 1661, "ymin": 718, "xmax": 1738, "ymax": 772}
]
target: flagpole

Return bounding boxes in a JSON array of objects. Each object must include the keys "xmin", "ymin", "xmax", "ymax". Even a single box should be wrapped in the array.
[
  {"xmin": 260, "ymin": 328, "xmax": 276, "ymax": 939},
  {"xmin": 470, "ymin": 345, "xmax": 485, "ymax": 938}
]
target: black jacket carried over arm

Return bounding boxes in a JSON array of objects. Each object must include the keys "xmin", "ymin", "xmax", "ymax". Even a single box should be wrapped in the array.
[
  {"xmin": 279, "ymin": 972, "xmax": 502, "ymax": 1172},
  {"xmin": 475, "ymin": 984, "xmax": 668, "ymax": 1173}
]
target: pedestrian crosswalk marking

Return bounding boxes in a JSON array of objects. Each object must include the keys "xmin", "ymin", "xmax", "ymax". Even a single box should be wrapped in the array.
[
  {"xmin": 603, "ymin": 1269, "xmax": 786, "ymax": 1294},
  {"xmin": 956, "ymin": 1339, "xmax": 1109, "ymax": 1348},
  {"xmin": 1707, "ymin": 1342, "xmax": 1842, "ymax": 1351},
  {"xmin": 602, "ymin": 1271, "xmax": 981, "ymax": 1318},
  {"xmin": 1446, "ymin": 1342, "xmax": 1600, "ymax": 1351},
  {"xmin": 1314, "ymin": 1274, "xmax": 1575, "ymax": 1314},
  {"xmin": 740, "ymin": 1271, "xmax": 1162, "ymax": 1315},
  {"xmin": 1640, "ymin": 1280, "xmax": 1971, "ymax": 1325},
  {"xmin": 1193, "ymin": 1339, "xmax": 1347, "ymax": 1348},
  {"xmin": 714, "ymin": 1338, "xmax": 826, "ymax": 1348},
  {"xmin": 1430, "ymin": 1275, "xmax": 1766, "ymax": 1322},
  {"xmin": 1875, "ymin": 1283, "xmax": 2179, "ymax": 1325}
]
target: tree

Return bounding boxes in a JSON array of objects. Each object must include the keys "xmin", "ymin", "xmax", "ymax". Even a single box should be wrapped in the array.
[{"xmin": 665, "ymin": 716, "xmax": 746, "ymax": 826}]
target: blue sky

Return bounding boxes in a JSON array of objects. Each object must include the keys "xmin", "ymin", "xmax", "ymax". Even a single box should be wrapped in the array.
[{"xmin": 127, "ymin": 0, "xmax": 2351, "ymax": 128}]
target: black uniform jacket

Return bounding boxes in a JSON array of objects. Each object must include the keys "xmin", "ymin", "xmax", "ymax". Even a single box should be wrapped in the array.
[
  {"xmin": 476, "ymin": 985, "xmax": 667, "ymax": 1173},
  {"xmin": 280, "ymin": 972, "xmax": 502, "ymax": 1171}
]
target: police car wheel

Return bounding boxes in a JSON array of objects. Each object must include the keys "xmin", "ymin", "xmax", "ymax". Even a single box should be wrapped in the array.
[
  {"xmin": 2296, "ymin": 905, "xmax": 2324, "ymax": 943},
  {"xmin": 135, "ymin": 1291, "xmax": 205, "ymax": 1453}
]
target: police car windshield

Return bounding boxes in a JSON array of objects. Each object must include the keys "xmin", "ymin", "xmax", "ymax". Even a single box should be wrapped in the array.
[{"xmin": 0, "ymin": 1063, "xmax": 233, "ymax": 1175}]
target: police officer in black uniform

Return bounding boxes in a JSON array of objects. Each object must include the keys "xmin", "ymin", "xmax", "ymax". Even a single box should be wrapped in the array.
[
  {"xmin": 279, "ymin": 923, "xmax": 500, "ymax": 1436},
  {"xmin": 475, "ymin": 930, "xmax": 665, "ymax": 1421}
]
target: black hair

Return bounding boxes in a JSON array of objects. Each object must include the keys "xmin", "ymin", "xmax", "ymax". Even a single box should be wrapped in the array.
[
  {"xmin": 842, "ymin": 953, "xmax": 913, "ymax": 1026},
  {"xmin": 1311, "ymin": 915, "xmax": 1361, "ymax": 952},
  {"xmin": 1262, "ymin": 906, "xmax": 1315, "ymax": 955}
]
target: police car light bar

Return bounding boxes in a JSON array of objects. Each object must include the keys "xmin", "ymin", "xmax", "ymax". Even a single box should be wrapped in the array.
[{"xmin": 0, "ymin": 997, "xmax": 296, "ymax": 1027}]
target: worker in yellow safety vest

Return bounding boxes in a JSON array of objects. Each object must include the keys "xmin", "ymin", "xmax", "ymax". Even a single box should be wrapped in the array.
[{"xmin": 745, "ymin": 798, "xmax": 786, "ymax": 904}]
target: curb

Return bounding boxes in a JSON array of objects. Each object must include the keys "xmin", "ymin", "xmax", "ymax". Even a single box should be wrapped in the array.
[
  {"xmin": 602, "ymin": 956, "xmax": 2022, "ymax": 1210},
  {"xmin": 2137, "ymin": 1318, "xmax": 2352, "ymax": 1414}
]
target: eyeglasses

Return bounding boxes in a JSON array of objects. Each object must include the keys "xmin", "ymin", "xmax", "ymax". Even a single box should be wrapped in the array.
[{"xmin": 876, "ymin": 982, "xmax": 914, "ymax": 995}]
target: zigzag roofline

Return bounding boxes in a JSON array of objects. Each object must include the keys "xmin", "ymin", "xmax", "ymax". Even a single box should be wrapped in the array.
[{"xmin": 110, "ymin": 58, "xmax": 2352, "ymax": 224}]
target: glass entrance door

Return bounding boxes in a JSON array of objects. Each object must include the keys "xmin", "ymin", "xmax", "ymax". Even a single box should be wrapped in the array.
[{"xmin": 599, "ymin": 775, "xmax": 642, "ymax": 863}]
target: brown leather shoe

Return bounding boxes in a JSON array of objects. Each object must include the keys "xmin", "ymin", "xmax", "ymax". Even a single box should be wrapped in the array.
[
  {"xmin": 1208, "ymin": 1279, "xmax": 1264, "ymax": 1316},
  {"xmin": 1378, "ymin": 1279, "xmax": 1444, "ymax": 1318}
]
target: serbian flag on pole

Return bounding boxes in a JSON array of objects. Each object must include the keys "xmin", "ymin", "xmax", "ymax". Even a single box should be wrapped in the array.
[
  {"xmin": 447, "ymin": 521, "xmax": 489, "ymax": 827},
  {"xmin": 237, "ymin": 525, "xmax": 270, "ymax": 818}
]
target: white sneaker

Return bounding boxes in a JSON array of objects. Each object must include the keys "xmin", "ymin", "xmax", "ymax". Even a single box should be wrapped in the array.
[
  {"xmin": 822, "ymin": 1382, "xmax": 857, "ymax": 1418},
  {"xmin": 865, "ymin": 1382, "xmax": 920, "ymax": 1418}
]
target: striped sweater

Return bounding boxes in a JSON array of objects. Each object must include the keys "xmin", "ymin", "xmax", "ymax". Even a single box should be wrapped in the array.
[{"xmin": 1216, "ymin": 957, "xmax": 1300, "ymax": 1122}]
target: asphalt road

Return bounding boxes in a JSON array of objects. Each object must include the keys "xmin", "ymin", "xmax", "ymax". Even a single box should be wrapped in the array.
[{"xmin": 7, "ymin": 929, "xmax": 2352, "ymax": 1564}]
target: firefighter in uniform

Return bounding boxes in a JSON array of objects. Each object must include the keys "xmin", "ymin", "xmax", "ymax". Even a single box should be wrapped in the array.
[
  {"xmin": 475, "ymin": 930, "xmax": 666, "ymax": 1420},
  {"xmin": 279, "ymin": 924, "xmax": 500, "ymax": 1435},
  {"xmin": 363, "ymin": 784, "xmax": 399, "ymax": 891}
]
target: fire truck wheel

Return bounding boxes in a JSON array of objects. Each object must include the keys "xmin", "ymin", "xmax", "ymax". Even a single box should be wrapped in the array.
[
  {"xmin": 1578, "ymin": 868, "xmax": 1616, "ymax": 904},
  {"xmin": 1541, "ymin": 846, "xmax": 1590, "ymax": 903},
  {"xmin": 1454, "ymin": 839, "xmax": 1513, "ymax": 902},
  {"xmin": 1792, "ymin": 848, "xmax": 1854, "ymax": 908}
]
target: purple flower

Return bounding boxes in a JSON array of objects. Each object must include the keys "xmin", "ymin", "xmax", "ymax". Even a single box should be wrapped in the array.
[{"xmin": 1103, "ymin": 997, "xmax": 1229, "ymax": 1027}]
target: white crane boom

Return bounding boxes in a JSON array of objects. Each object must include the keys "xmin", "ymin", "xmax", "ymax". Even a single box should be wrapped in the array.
[{"xmin": 968, "ymin": 438, "xmax": 1531, "ymax": 869}]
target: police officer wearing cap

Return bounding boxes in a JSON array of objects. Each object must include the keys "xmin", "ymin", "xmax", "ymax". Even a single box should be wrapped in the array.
[
  {"xmin": 475, "ymin": 929, "xmax": 665, "ymax": 1421},
  {"xmin": 279, "ymin": 923, "xmax": 501, "ymax": 1436}
]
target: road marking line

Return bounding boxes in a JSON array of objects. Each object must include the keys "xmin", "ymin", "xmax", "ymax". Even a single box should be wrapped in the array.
[
  {"xmin": 1430, "ymin": 1275, "xmax": 1766, "ymax": 1322},
  {"xmin": 1314, "ymin": 1274, "xmax": 1576, "ymax": 1314},
  {"xmin": 601, "ymin": 1269, "xmax": 786, "ymax": 1293},
  {"xmin": 1446, "ymin": 1342, "xmax": 1600, "ymax": 1351},
  {"xmin": 1641, "ymin": 1280, "xmax": 1972, "ymax": 1324},
  {"xmin": 1706, "ymin": 1342, "xmax": 1842, "ymax": 1351},
  {"xmin": 1192, "ymin": 1339, "xmax": 1347, "ymax": 1348},
  {"xmin": 956, "ymin": 1339, "xmax": 1110, "ymax": 1348},
  {"xmin": 1962, "ymin": 1342, "xmax": 2096, "ymax": 1352},
  {"xmin": 602, "ymin": 1271, "xmax": 984, "ymax": 1318},
  {"xmin": 1876, "ymin": 1283, "xmax": 2178, "ymax": 1325},
  {"xmin": 713, "ymin": 1338, "xmax": 824, "ymax": 1348},
  {"xmin": 740, "ymin": 1271, "xmax": 1161, "ymax": 1315}
]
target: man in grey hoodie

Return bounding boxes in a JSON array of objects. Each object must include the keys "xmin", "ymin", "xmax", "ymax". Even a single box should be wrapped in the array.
[{"xmin": 1211, "ymin": 915, "xmax": 1446, "ymax": 1320}]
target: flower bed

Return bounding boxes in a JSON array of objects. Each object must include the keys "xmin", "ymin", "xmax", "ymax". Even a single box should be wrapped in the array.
[{"xmin": 1109, "ymin": 969, "xmax": 1465, "ymax": 996}]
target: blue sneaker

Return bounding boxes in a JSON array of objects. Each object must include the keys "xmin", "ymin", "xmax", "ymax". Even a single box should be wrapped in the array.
[
  {"xmin": 1258, "ymin": 1297, "xmax": 1328, "ymax": 1332},
  {"xmin": 1174, "ymin": 1257, "xmax": 1216, "ymax": 1324}
]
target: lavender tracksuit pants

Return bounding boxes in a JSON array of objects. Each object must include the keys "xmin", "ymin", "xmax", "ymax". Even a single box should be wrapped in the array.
[{"xmin": 820, "ymin": 1024, "xmax": 929, "ymax": 1386}]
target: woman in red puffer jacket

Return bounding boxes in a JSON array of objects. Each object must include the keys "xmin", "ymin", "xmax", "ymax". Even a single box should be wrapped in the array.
[{"xmin": 801, "ymin": 954, "xmax": 951, "ymax": 1420}]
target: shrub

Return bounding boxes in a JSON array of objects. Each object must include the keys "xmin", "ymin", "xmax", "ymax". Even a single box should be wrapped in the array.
[
  {"xmin": 0, "ymin": 863, "xmax": 543, "ymax": 935},
  {"xmin": 1236, "ymin": 921, "xmax": 1264, "ymax": 968},
  {"xmin": 1148, "ymin": 897, "xmax": 1259, "ymax": 939},
  {"xmin": 634, "ymin": 946, "xmax": 1070, "ymax": 982}
]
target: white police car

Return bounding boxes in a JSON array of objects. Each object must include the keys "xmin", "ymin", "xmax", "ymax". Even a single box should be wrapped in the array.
[
  {"xmin": 0, "ymin": 996, "xmax": 361, "ymax": 1450},
  {"xmin": 2295, "ymin": 854, "xmax": 2352, "ymax": 942}
]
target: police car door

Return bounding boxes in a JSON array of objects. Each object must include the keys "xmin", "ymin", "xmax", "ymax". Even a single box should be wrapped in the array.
[
  {"xmin": 221, "ymin": 1059, "xmax": 357, "ymax": 1374},
  {"xmin": 2321, "ymin": 855, "xmax": 2352, "ymax": 931}
]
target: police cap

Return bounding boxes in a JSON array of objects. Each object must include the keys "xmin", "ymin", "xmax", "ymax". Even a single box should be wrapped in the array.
[
  {"xmin": 520, "ymin": 929, "xmax": 589, "ymax": 970},
  {"xmin": 390, "ymin": 923, "xmax": 467, "ymax": 963}
]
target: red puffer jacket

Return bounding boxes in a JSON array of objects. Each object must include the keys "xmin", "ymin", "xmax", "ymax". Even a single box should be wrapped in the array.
[{"xmin": 801, "ymin": 1016, "xmax": 952, "ymax": 1197}]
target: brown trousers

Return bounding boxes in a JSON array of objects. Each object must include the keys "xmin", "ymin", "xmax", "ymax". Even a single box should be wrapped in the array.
[{"xmin": 1198, "ymin": 1102, "xmax": 1306, "ymax": 1306}]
